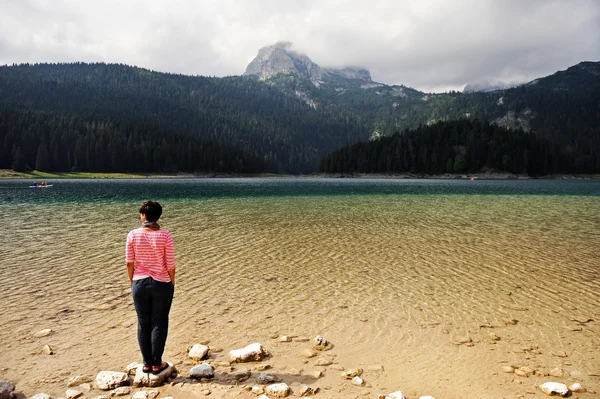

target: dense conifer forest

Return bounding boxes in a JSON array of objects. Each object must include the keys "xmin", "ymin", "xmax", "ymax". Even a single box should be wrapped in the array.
[
  {"xmin": 0, "ymin": 61, "xmax": 598, "ymax": 175},
  {"xmin": 318, "ymin": 119, "xmax": 598, "ymax": 175}
]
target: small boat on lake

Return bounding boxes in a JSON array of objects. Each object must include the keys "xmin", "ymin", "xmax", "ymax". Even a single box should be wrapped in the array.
[{"xmin": 29, "ymin": 181, "xmax": 53, "ymax": 188}]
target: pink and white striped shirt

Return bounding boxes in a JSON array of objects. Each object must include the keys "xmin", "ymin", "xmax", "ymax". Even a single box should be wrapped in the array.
[{"xmin": 126, "ymin": 228, "xmax": 175, "ymax": 283}]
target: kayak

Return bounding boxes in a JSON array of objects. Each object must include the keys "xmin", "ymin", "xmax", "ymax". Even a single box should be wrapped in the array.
[{"xmin": 29, "ymin": 185, "xmax": 53, "ymax": 188}]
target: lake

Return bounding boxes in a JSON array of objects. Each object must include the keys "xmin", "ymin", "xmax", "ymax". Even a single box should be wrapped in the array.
[{"xmin": 1, "ymin": 178, "xmax": 599, "ymax": 399}]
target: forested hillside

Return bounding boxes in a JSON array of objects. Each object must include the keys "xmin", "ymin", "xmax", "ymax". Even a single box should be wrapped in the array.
[
  {"xmin": 0, "ymin": 61, "xmax": 598, "ymax": 175},
  {"xmin": 0, "ymin": 63, "xmax": 368, "ymax": 173},
  {"xmin": 318, "ymin": 119, "xmax": 594, "ymax": 175}
]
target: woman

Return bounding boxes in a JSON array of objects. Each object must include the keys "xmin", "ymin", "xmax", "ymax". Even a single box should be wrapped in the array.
[{"xmin": 126, "ymin": 200, "xmax": 176, "ymax": 374}]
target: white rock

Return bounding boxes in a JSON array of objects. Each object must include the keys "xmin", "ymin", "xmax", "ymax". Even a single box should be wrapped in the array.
[
  {"xmin": 189, "ymin": 364, "xmax": 214, "ymax": 379},
  {"xmin": 43, "ymin": 345, "xmax": 54, "ymax": 355},
  {"xmin": 30, "ymin": 394, "xmax": 52, "ymax": 399},
  {"xmin": 279, "ymin": 336, "xmax": 292, "ymax": 342},
  {"xmin": 538, "ymin": 382, "xmax": 569, "ymax": 396},
  {"xmin": 67, "ymin": 376, "xmax": 91, "ymax": 387},
  {"xmin": 34, "ymin": 329, "xmax": 53, "ymax": 338},
  {"xmin": 131, "ymin": 391, "xmax": 159, "ymax": 399},
  {"xmin": 569, "ymin": 383, "xmax": 585, "ymax": 393},
  {"xmin": 229, "ymin": 343, "xmax": 268, "ymax": 362},
  {"xmin": 251, "ymin": 386, "xmax": 265, "ymax": 394},
  {"xmin": 385, "ymin": 392, "xmax": 408, "ymax": 399},
  {"xmin": 65, "ymin": 389, "xmax": 82, "ymax": 399},
  {"xmin": 188, "ymin": 344, "xmax": 209, "ymax": 360},
  {"xmin": 133, "ymin": 363, "xmax": 174, "ymax": 387},
  {"xmin": 111, "ymin": 387, "xmax": 130, "ymax": 396},
  {"xmin": 95, "ymin": 371, "xmax": 129, "ymax": 390},
  {"xmin": 265, "ymin": 383, "xmax": 290, "ymax": 398},
  {"xmin": 351, "ymin": 376, "xmax": 364, "ymax": 386},
  {"xmin": 257, "ymin": 395, "xmax": 271, "ymax": 399}
]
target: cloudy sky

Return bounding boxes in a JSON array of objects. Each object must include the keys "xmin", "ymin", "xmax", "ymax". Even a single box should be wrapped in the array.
[{"xmin": 1, "ymin": 0, "xmax": 599, "ymax": 92}]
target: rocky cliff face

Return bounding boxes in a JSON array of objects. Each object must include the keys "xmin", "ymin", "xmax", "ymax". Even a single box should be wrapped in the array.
[
  {"xmin": 244, "ymin": 42, "xmax": 324, "ymax": 85},
  {"xmin": 244, "ymin": 42, "xmax": 373, "ymax": 87}
]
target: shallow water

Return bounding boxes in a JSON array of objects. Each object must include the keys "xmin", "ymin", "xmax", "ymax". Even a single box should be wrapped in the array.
[{"xmin": 1, "ymin": 179, "xmax": 599, "ymax": 398}]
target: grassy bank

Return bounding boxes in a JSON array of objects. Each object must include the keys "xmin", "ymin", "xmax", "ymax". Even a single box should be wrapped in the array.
[{"xmin": 0, "ymin": 170, "xmax": 148, "ymax": 179}]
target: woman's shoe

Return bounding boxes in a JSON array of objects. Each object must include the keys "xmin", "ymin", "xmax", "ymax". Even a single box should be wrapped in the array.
[{"xmin": 151, "ymin": 362, "xmax": 169, "ymax": 375}]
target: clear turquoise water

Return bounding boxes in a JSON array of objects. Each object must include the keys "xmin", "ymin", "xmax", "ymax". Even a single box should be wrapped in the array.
[{"xmin": 1, "ymin": 178, "xmax": 599, "ymax": 398}]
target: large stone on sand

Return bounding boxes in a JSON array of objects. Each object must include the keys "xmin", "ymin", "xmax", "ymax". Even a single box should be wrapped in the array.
[
  {"xmin": 265, "ymin": 383, "xmax": 290, "ymax": 398},
  {"xmin": 538, "ymin": 382, "xmax": 569, "ymax": 396},
  {"xmin": 188, "ymin": 344, "xmax": 209, "ymax": 361},
  {"xmin": 189, "ymin": 364, "xmax": 214, "ymax": 379},
  {"xmin": 229, "ymin": 343, "xmax": 268, "ymax": 362},
  {"xmin": 95, "ymin": 371, "xmax": 129, "ymax": 390},
  {"xmin": 133, "ymin": 363, "xmax": 174, "ymax": 387}
]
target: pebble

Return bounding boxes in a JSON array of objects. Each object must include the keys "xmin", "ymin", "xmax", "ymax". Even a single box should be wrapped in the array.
[
  {"xmin": 67, "ymin": 376, "xmax": 91, "ymax": 387},
  {"xmin": 232, "ymin": 370, "xmax": 251, "ymax": 382},
  {"xmin": 43, "ymin": 345, "xmax": 54, "ymax": 355},
  {"xmin": 569, "ymin": 383, "xmax": 585, "ymax": 393},
  {"xmin": 229, "ymin": 343, "xmax": 268, "ymax": 363},
  {"xmin": 352, "ymin": 376, "xmax": 365, "ymax": 386},
  {"xmin": 256, "ymin": 364, "xmax": 272, "ymax": 371},
  {"xmin": 252, "ymin": 386, "xmax": 265, "ymax": 394},
  {"xmin": 549, "ymin": 367, "xmax": 564, "ymax": 377},
  {"xmin": 65, "ymin": 389, "xmax": 82, "ymax": 399},
  {"xmin": 30, "ymin": 394, "xmax": 52, "ymax": 399},
  {"xmin": 315, "ymin": 358, "xmax": 332, "ymax": 366},
  {"xmin": 131, "ymin": 391, "xmax": 159, "ymax": 399},
  {"xmin": 382, "ymin": 391, "xmax": 407, "ymax": 399},
  {"xmin": 341, "ymin": 369, "xmax": 363, "ymax": 379},
  {"xmin": 302, "ymin": 349, "xmax": 317, "ymax": 358},
  {"xmin": 298, "ymin": 385, "xmax": 318, "ymax": 396},
  {"xmin": 310, "ymin": 371, "xmax": 323, "ymax": 379},
  {"xmin": 188, "ymin": 344, "xmax": 209, "ymax": 360},
  {"xmin": 190, "ymin": 364, "xmax": 214, "ymax": 379},
  {"xmin": 265, "ymin": 383, "xmax": 290, "ymax": 398},
  {"xmin": 111, "ymin": 387, "xmax": 130, "ymax": 396},
  {"xmin": 34, "ymin": 329, "xmax": 53, "ymax": 338},
  {"xmin": 279, "ymin": 336, "xmax": 292, "ymax": 342},
  {"xmin": 95, "ymin": 371, "xmax": 129, "ymax": 390},
  {"xmin": 515, "ymin": 366, "xmax": 535, "ymax": 377},
  {"xmin": 257, "ymin": 372, "xmax": 279, "ymax": 384},
  {"xmin": 501, "ymin": 366, "xmax": 514, "ymax": 373},
  {"xmin": 293, "ymin": 336, "xmax": 310, "ymax": 342},
  {"xmin": 538, "ymin": 382, "xmax": 569, "ymax": 397}
]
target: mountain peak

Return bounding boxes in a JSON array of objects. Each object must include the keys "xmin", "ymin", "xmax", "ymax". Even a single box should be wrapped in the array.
[
  {"xmin": 244, "ymin": 42, "xmax": 324, "ymax": 84},
  {"xmin": 244, "ymin": 42, "xmax": 373, "ymax": 86}
]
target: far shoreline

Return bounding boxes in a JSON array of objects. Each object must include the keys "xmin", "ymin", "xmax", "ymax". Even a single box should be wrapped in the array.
[{"xmin": 0, "ymin": 169, "xmax": 598, "ymax": 180}]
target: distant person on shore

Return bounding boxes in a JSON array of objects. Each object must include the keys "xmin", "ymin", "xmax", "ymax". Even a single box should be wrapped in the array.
[{"xmin": 126, "ymin": 200, "xmax": 176, "ymax": 374}]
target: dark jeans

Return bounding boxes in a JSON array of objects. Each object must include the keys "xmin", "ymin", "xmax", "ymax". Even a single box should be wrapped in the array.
[{"xmin": 132, "ymin": 277, "xmax": 174, "ymax": 366}]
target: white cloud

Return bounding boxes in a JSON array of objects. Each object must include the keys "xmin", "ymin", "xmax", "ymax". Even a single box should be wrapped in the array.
[{"xmin": 1, "ymin": 0, "xmax": 598, "ymax": 92}]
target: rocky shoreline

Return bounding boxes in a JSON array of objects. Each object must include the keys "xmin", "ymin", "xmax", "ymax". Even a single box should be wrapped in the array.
[{"xmin": 2, "ymin": 333, "xmax": 591, "ymax": 399}]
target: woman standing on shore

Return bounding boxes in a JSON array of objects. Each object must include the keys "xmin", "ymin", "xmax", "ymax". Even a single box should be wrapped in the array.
[{"xmin": 126, "ymin": 200, "xmax": 176, "ymax": 374}]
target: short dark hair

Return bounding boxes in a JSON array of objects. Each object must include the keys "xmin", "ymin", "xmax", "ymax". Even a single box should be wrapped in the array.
[{"xmin": 139, "ymin": 200, "xmax": 162, "ymax": 222}]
